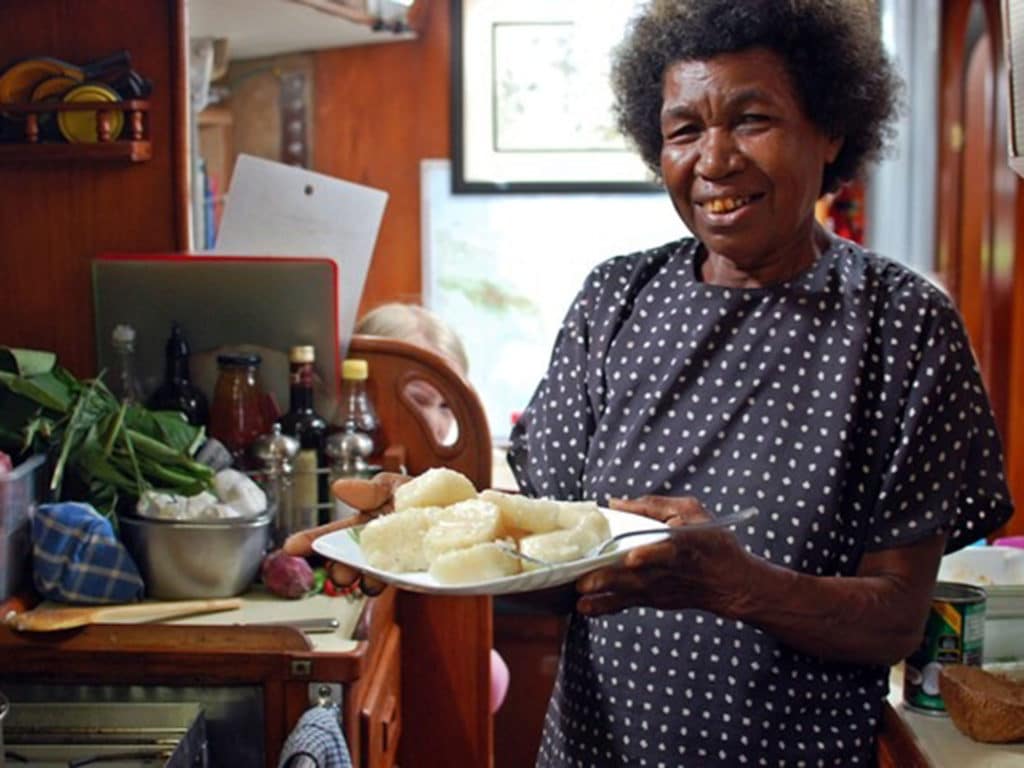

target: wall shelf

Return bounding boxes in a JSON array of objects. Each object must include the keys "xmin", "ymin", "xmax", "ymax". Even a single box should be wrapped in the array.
[{"xmin": 0, "ymin": 99, "xmax": 151, "ymax": 163}]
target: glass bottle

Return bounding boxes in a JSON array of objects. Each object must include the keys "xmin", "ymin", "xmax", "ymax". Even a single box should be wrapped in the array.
[
  {"xmin": 328, "ymin": 358, "xmax": 380, "ymax": 521},
  {"xmin": 209, "ymin": 352, "xmax": 267, "ymax": 468},
  {"xmin": 110, "ymin": 324, "xmax": 144, "ymax": 404},
  {"xmin": 147, "ymin": 322, "xmax": 209, "ymax": 426},
  {"xmin": 276, "ymin": 345, "xmax": 328, "ymax": 522},
  {"xmin": 326, "ymin": 428, "xmax": 376, "ymax": 521},
  {"xmin": 334, "ymin": 358, "xmax": 380, "ymax": 452}
]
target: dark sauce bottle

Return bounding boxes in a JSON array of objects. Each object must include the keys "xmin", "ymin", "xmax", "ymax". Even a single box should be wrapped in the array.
[{"xmin": 147, "ymin": 322, "xmax": 209, "ymax": 426}]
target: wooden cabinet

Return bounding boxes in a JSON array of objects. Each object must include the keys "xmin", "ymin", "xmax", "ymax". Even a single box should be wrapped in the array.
[
  {"xmin": 0, "ymin": 0, "xmax": 189, "ymax": 379},
  {"xmin": 359, "ymin": 622, "xmax": 401, "ymax": 768},
  {"xmin": 0, "ymin": 589, "xmax": 398, "ymax": 768}
]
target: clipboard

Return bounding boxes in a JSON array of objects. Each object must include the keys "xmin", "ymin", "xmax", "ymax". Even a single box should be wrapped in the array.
[{"xmin": 210, "ymin": 154, "xmax": 388, "ymax": 355}]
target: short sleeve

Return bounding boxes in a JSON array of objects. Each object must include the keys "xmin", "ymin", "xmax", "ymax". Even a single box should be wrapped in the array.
[
  {"xmin": 508, "ymin": 282, "xmax": 597, "ymax": 501},
  {"xmin": 867, "ymin": 296, "xmax": 1013, "ymax": 553}
]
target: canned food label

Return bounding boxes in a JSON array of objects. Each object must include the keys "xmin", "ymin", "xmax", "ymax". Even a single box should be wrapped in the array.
[{"xmin": 904, "ymin": 584, "xmax": 985, "ymax": 714}]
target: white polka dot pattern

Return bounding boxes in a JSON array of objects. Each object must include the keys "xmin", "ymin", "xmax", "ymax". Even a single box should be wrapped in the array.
[{"xmin": 509, "ymin": 236, "xmax": 1013, "ymax": 766}]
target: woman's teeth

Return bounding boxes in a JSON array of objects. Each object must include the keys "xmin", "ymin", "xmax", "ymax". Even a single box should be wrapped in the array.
[{"xmin": 705, "ymin": 196, "xmax": 752, "ymax": 214}]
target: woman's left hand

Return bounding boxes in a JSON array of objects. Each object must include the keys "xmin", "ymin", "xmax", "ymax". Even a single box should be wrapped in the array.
[{"xmin": 575, "ymin": 495, "xmax": 757, "ymax": 617}]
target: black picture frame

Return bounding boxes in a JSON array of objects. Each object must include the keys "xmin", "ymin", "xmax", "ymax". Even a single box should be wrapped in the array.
[{"xmin": 450, "ymin": 0, "xmax": 660, "ymax": 194}]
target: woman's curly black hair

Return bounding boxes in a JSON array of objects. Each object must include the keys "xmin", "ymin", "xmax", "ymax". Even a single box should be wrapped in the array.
[{"xmin": 611, "ymin": 0, "xmax": 902, "ymax": 194}]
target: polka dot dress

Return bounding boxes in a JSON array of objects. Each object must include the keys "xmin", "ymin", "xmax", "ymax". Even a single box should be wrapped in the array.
[{"xmin": 509, "ymin": 236, "xmax": 1013, "ymax": 767}]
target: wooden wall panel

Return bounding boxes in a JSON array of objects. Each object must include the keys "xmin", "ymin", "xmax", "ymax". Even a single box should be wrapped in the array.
[
  {"xmin": 937, "ymin": 0, "xmax": 1024, "ymax": 535},
  {"xmin": 313, "ymin": 0, "xmax": 450, "ymax": 316},
  {"xmin": 0, "ymin": 0, "xmax": 188, "ymax": 379}
]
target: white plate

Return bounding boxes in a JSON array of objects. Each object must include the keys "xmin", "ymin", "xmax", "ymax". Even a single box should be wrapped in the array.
[{"xmin": 311, "ymin": 508, "xmax": 670, "ymax": 596}]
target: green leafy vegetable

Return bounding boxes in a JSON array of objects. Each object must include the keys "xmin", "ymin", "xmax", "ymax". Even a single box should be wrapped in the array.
[{"xmin": 0, "ymin": 346, "xmax": 213, "ymax": 519}]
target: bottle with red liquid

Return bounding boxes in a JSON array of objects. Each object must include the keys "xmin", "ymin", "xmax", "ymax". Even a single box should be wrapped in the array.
[{"xmin": 209, "ymin": 352, "xmax": 268, "ymax": 468}]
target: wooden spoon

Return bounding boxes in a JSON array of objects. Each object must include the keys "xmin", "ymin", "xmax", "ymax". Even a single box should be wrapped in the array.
[{"xmin": 4, "ymin": 597, "xmax": 242, "ymax": 632}]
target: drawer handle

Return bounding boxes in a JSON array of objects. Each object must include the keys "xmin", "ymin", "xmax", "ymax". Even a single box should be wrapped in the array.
[{"xmin": 381, "ymin": 693, "xmax": 399, "ymax": 754}]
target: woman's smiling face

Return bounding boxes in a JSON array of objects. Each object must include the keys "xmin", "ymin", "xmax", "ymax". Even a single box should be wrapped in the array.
[{"xmin": 659, "ymin": 48, "xmax": 842, "ymax": 286}]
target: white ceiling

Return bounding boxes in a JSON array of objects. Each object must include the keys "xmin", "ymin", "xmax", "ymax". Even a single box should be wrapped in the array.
[{"xmin": 189, "ymin": 0, "xmax": 415, "ymax": 60}]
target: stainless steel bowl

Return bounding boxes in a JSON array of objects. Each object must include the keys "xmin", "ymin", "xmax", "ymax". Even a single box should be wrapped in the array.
[{"xmin": 119, "ymin": 514, "xmax": 272, "ymax": 599}]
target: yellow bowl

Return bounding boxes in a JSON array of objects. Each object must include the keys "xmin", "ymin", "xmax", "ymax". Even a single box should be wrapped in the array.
[{"xmin": 57, "ymin": 82, "xmax": 124, "ymax": 143}]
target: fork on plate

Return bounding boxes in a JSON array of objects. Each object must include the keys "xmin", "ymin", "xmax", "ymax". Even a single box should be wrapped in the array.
[{"xmin": 500, "ymin": 505, "xmax": 759, "ymax": 568}]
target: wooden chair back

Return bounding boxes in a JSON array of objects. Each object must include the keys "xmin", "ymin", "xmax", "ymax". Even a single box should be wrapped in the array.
[
  {"xmin": 348, "ymin": 334, "xmax": 492, "ymax": 488},
  {"xmin": 347, "ymin": 333, "xmax": 494, "ymax": 768}
]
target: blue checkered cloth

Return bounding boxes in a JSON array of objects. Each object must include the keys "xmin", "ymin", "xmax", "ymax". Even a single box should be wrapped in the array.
[
  {"xmin": 278, "ymin": 705, "xmax": 352, "ymax": 768},
  {"xmin": 32, "ymin": 502, "xmax": 144, "ymax": 604}
]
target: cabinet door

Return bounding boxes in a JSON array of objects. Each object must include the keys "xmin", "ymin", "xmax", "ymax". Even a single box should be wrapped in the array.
[{"xmin": 359, "ymin": 624, "xmax": 401, "ymax": 768}]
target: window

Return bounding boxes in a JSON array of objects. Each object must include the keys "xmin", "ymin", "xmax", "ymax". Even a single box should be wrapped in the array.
[{"xmin": 422, "ymin": 159, "xmax": 686, "ymax": 440}]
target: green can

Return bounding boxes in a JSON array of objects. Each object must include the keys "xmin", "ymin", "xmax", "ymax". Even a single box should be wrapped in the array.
[{"xmin": 904, "ymin": 581, "xmax": 986, "ymax": 715}]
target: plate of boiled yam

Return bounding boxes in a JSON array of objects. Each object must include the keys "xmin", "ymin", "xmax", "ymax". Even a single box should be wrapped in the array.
[{"xmin": 312, "ymin": 467, "xmax": 670, "ymax": 596}]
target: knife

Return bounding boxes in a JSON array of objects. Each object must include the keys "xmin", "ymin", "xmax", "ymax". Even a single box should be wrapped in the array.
[{"xmin": 242, "ymin": 617, "xmax": 340, "ymax": 634}]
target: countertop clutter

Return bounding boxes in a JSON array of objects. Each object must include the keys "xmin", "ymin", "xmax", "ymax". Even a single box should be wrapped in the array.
[
  {"xmin": 882, "ymin": 545, "xmax": 1024, "ymax": 764},
  {"xmin": 888, "ymin": 664, "xmax": 1024, "ymax": 766}
]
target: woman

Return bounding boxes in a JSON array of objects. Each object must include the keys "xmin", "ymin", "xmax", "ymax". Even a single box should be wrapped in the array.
[{"xmin": 290, "ymin": 1, "xmax": 1013, "ymax": 764}]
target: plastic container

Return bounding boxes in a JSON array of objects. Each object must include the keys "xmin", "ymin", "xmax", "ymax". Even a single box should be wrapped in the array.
[{"xmin": 0, "ymin": 454, "xmax": 45, "ymax": 601}]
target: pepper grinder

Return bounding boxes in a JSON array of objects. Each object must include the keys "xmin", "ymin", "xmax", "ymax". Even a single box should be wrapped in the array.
[
  {"xmin": 325, "ymin": 429, "xmax": 376, "ymax": 521},
  {"xmin": 251, "ymin": 424, "xmax": 301, "ymax": 547}
]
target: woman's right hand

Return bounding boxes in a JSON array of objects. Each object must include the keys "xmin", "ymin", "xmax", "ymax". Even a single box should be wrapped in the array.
[{"xmin": 282, "ymin": 471, "xmax": 408, "ymax": 595}]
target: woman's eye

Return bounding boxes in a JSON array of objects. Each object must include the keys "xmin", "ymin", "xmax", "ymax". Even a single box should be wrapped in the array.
[
  {"xmin": 739, "ymin": 113, "xmax": 769, "ymax": 125},
  {"xmin": 666, "ymin": 123, "xmax": 700, "ymax": 141}
]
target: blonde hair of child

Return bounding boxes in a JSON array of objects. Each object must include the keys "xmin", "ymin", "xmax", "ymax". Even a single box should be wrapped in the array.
[{"xmin": 356, "ymin": 303, "xmax": 469, "ymax": 375}]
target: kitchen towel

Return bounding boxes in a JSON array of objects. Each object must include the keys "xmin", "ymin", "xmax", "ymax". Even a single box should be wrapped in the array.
[
  {"xmin": 32, "ymin": 502, "xmax": 144, "ymax": 604},
  {"xmin": 277, "ymin": 703, "xmax": 352, "ymax": 768}
]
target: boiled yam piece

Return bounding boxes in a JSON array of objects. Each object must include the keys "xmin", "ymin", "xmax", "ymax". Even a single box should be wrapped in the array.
[
  {"xmin": 573, "ymin": 507, "xmax": 612, "ymax": 541},
  {"xmin": 393, "ymin": 467, "xmax": 477, "ymax": 511},
  {"xmin": 556, "ymin": 500, "xmax": 602, "ymax": 529},
  {"xmin": 360, "ymin": 507, "xmax": 435, "ymax": 572},
  {"xmin": 479, "ymin": 490, "xmax": 563, "ymax": 533},
  {"xmin": 429, "ymin": 541, "xmax": 522, "ymax": 584},
  {"xmin": 422, "ymin": 498, "xmax": 504, "ymax": 562},
  {"xmin": 939, "ymin": 664, "xmax": 1024, "ymax": 743},
  {"xmin": 518, "ymin": 509, "xmax": 612, "ymax": 570}
]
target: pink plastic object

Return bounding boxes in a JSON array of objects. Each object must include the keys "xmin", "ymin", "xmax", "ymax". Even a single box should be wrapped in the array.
[
  {"xmin": 993, "ymin": 536, "xmax": 1024, "ymax": 550},
  {"xmin": 489, "ymin": 648, "xmax": 510, "ymax": 714}
]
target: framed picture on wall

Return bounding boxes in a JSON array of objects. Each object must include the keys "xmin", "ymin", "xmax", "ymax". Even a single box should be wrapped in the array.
[{"xmin": 451, "ymin": 0, "xmax": 658, "ymax": 193}]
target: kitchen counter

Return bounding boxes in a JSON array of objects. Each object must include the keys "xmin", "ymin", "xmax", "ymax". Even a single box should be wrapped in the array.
[
  {"xmin": 160, "ymin": 587, "xmax": 365, "ymax": 653},
  {"xmin": 887, "ymin": 665, "xmax": 1024, "ymax": 766}
]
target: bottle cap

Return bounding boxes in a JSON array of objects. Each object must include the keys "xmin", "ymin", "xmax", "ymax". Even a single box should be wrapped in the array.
[
  {"xmin": 112, "ymin": 324, "xmax": 136, "ymax": 344},
  {"xmin": 217, "ymin": 352, "xmax": 262, "ymax": 367},
  {"xmin": 289, "ymin": 345, "xmax": 316, "ymax": 364},
  {"xmin": 342, "ymin": 358, "xmax": 369, "ymax": 380}
]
